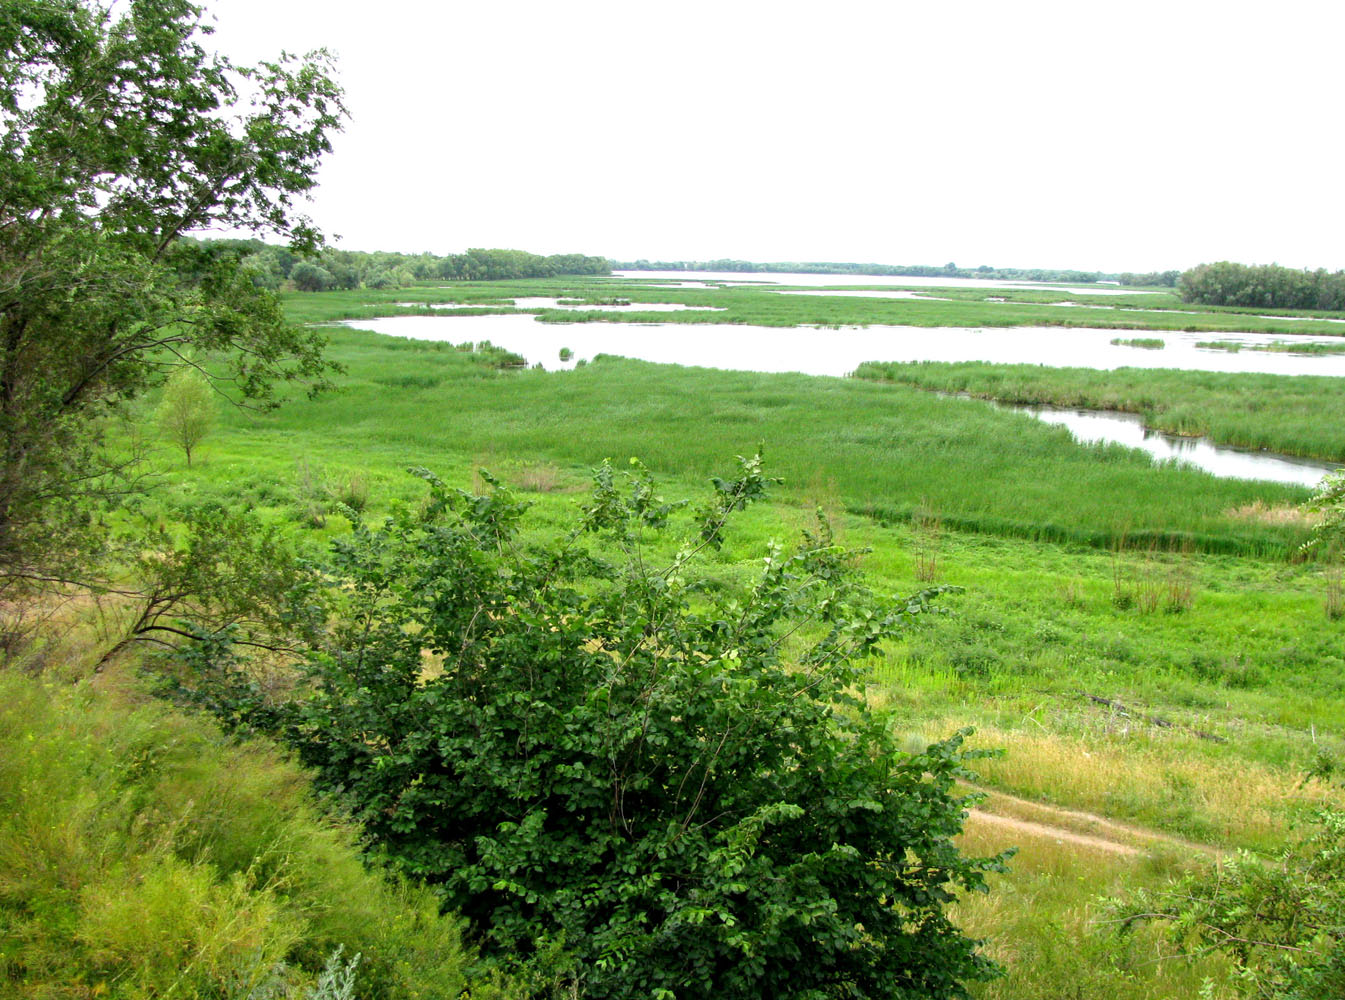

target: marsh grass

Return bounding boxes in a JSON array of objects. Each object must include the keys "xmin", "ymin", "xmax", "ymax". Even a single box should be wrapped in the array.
[
  {"xmin": 1257, "ymin": 339, "xmax": 1345, "ymax": 354},
  {"xmin": 283, "ymin": 278, "xmax": 1345, "ymax": 338},
  {"xmin": 1225, "ymin": 499, "xmax": 1321, "ymax": 528},
  {"xmin": 232, "ymin": 333, "xmax": 1312, "ymax": 556}
]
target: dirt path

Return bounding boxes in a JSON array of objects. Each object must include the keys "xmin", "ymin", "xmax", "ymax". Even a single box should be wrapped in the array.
[
  {"xmin": 966, "ymin": 785, "xmax": 1223, "ymax": 859},
  {"xmin": 967, "ymin": 810, "xmax": 1143, "ymax": 856}
]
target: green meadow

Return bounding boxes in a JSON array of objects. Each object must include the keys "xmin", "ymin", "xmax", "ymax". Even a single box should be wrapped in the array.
[{"xmin": 123, "ymin": 282, "xmax": 1345, "ymax": 997}]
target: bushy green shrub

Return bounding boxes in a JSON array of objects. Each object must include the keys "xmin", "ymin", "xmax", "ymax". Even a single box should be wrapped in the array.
[{"xmin": 244, "ymin": 455, "xmax": 1009, "ymax": 998}]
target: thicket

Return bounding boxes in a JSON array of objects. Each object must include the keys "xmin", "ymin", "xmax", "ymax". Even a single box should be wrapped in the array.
[
  {"xmin": 1180, "ymin": 261, "xmax": 1345, "ymax": 311},
  {"xmin": 0, "ymin": 0, "xmax": 343, "ymax": 587},
  {"xmin": 1114, "ymin": 810, "xmax": 1345, "ymax": 999},
  {"xmin": 1117, "ymin": 270, "xmax": 1181, "ymax": 287},
  {"xmin": 612, "ymin": 257, "xmax": 1119, "ymax": 284}
]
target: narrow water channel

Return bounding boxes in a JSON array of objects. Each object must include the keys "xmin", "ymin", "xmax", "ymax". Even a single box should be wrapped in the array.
[{"xmin": 995, "ymin": 403, "xmax": 1338, "ymax": 488}]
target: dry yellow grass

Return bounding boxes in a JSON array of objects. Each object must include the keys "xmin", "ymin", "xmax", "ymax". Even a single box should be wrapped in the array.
[
  {"xmin": 951, "ymin": 825, "xmax": 1238, "ymax": 1000},
  {"xmin": 1224, "ymin": 499, "xmax": 1322, "ymax": 528},
  {"xmin": 904, "ymin": 716, "xmax": 1343, "ymax": 851}
]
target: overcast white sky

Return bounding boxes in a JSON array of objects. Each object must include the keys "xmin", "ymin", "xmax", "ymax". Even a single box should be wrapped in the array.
[{"xmin": 205, "ymin": 0, "xmax": 1345, "ymax": 273}]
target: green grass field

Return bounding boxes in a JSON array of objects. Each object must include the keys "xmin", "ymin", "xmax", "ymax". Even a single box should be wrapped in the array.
[{"xmin": 122, "ymin": 283, "xmax": 1345, "ymax": 999}]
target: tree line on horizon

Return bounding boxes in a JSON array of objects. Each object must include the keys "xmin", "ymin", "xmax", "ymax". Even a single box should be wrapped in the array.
[
  {"xmin": 192, "ymin": 239, "xmax": 610, "ymax": 292},
  {"xmin": 1179, "ymin": 261, "xmax": 1345, "ymax": 311},
  {"xmin": 609, "ymin": 258, "xmax": 1182, "ymax": 287}
]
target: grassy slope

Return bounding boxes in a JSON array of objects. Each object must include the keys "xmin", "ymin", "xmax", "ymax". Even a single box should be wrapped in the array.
[
  {"xmin": 131, "ymin": 286, "xmax": 1345, "ymax": 999},
  {"xmin": 0, "ymin": 668, "xmax": 501, "ymax": 998}
]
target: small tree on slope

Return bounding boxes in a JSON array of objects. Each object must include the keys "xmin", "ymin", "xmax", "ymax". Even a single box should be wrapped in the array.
[{"xmin": 157, "ymin": 368, "xmax": 216, "ymax": 466}]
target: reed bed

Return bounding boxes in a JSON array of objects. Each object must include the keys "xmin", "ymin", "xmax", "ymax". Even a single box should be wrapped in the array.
[
  {"xmin": 281, "ymin": 279, "xmax": 1345, "ymax": 337},
  {"xmin": 225, "ymin": 334, "xmax": 1313, "ymax": 557}
]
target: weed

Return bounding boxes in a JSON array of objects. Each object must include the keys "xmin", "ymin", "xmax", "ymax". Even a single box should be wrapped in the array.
[{"xmin": 912, "ymin": 500, "xmax": 942, "ymax": 583}]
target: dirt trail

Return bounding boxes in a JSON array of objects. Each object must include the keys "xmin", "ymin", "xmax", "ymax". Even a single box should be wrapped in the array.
[
  {"xmin": 967, "ymin": 810, "xmax": 1142, "ymax": 856},
  {"xmin": 965, "ymin": 785, "xmax": 1223, "ymax": 859}
]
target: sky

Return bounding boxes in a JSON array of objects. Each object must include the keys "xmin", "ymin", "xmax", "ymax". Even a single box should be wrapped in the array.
[{"xmin": 205, "ymin": 0, "xmax": 1345, "ymax": 273}]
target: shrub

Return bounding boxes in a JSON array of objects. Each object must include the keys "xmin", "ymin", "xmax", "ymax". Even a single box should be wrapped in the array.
[
  {"xmin": 238, "ymin": 455, "xmax": 1009, "ymax": 998},
  {"xmin": 1113, "ymin": 810, "xmax": 1345, "ymax": 999}
]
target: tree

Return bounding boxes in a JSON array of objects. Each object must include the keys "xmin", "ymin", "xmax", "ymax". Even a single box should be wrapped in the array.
[
  {"xmin": 1114, "ymin": 811, "xmax": 1345, "ymax": 999},
  {"xmin": 290, "ymin": 260, "xmax": 337, "ymax": 292},
  {"xmin": 199, "ymin": 455, "xmax": 1009, "ymax": 998},
  {"xmin": 1306, "ymin": 470, "xmax": 1345, "ymax": 553},
  {"xmin": 157, "ymin": 367, "xmax": 215, "ymax": 466},
  {"xmin": 0, "ymin": 0, "xmax": 346, "ymax": 586}
]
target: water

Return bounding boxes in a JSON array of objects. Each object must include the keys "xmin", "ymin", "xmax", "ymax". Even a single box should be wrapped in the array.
[
  {"xmin": 341, "ymin": 313, "xmax": 1344, "ymax": 486},
  {"xmin": 614, "ymin": 269, "xmax": 1158, "ymax": 295},
  {"xmin": 998, "ymin": 403, "xmax": 1338, "ymax": 488},
  {"xmin": 403, "ymin": 297, "xmax": 725, "ymax": 313},
  {"xmin": 347, "ymin": 313, "xmax": 1345, "ymax": 379}
]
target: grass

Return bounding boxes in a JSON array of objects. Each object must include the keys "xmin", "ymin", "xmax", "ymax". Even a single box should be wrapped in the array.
[
  {"xmin": 97, "ymin": 284, "xmax": 1345, "ymax": 999},
  {"xmin": 854, "ymin": 359, "xmax": 1345, "ymax": 462},
  {"xmin": 954, "ymin": 828, "xmax": 1236, "ymax": 999},
  {"xmin": 0, "ymin": 668, "xmax": 498, "ymax": 998},
  {"xmin": 1110, "ymin": 337, "xmax": 1166, "ymax": 349}
]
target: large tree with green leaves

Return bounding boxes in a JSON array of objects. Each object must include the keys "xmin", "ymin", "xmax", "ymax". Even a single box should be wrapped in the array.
[{"xmin": 0, "ymin": 0, "xmax": 345, "ymax": 585}]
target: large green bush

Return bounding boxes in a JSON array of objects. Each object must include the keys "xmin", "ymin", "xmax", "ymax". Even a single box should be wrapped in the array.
[{"xmin": 255, "ymin": 456, "xmax": 1009, "ymax": 998}]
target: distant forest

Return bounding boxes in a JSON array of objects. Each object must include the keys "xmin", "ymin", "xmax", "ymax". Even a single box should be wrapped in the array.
[
  {"xmin": 1179, "ymin": 261, "xmax": 1345, "ymax": 311},
  {"xmin": 610, "ymin": 258, "xmax": 1182, "ymax": 288},
  {"xmin": 191, "ymin": 240, "xmax": 610, "ymax": 291}
]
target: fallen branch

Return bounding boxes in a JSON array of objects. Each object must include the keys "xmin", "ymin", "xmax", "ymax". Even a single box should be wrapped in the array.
[{"xmin": 1077, "ymin": 691, "xmax": 1227, "ymax": 743}]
